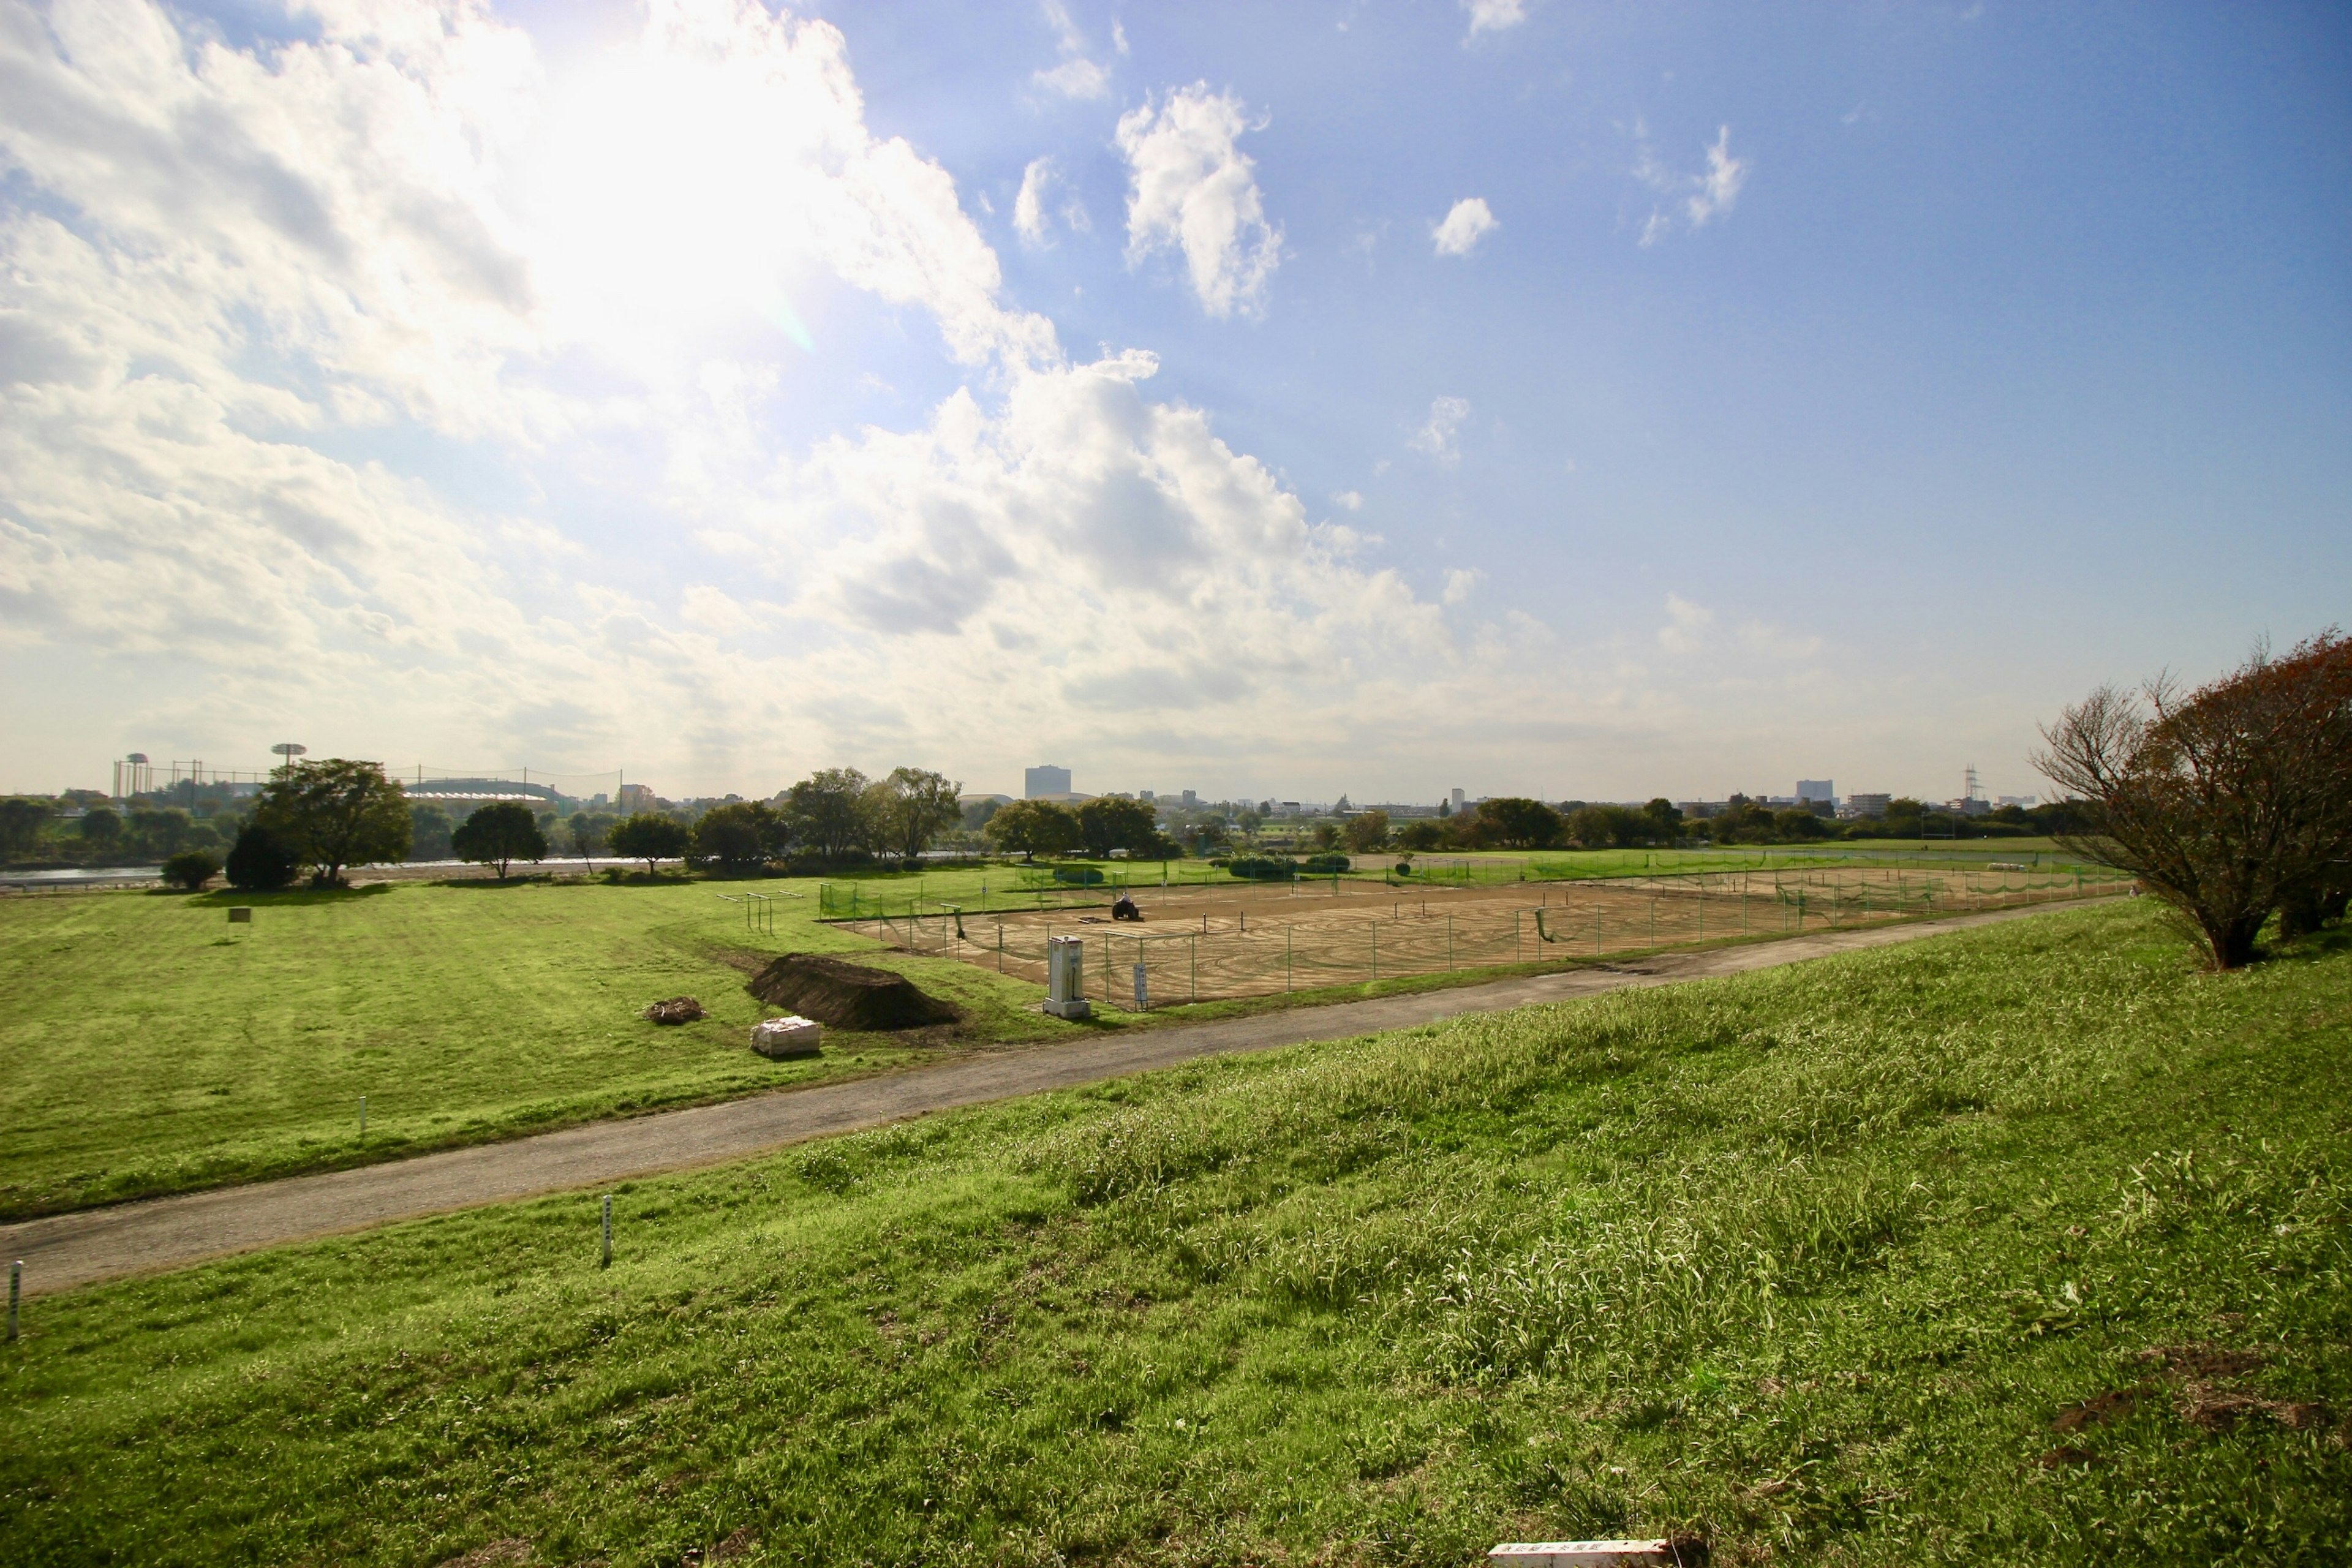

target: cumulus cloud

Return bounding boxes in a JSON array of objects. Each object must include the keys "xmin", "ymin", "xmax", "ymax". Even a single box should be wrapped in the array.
[
  {"xmin": 1408, "ymin": 396, "xmax": 1472, "ymax": 466},
  {"xmin": 1461, "ymin": 0, "xmax": 1529, "ymax": 39},
  {"xmin": 1031, "ymin": 0, "xmax": 1112, "ymax": 99},
  {"xmin": 1442, "ymin": 568, "xmax": 1483, "ymax": 605},
  {"xmin": 0, "ymin": 0, "xmax": 1544, "ymax": 790},
  {"xmin": 1431, "ymin": 197, "xmax": 1498, "ymax": 257},
  {"xmin": 1115, "ymin": 83, "xmax": 1283, "ymax": 318},
  {"xmin": 1635, "ymin": 124, "xmax": 1749, "ymax": 246},
  {"xmin": 1012, "ymin": 155, "xmax": 1088, "ymax": 246},
  {"xmin": 1332, "ymin": 489, "xmax": 1363, "ymax": 510}
]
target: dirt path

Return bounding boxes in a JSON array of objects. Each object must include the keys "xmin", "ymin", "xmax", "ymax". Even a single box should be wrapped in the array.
[{"xmin": 1, "ymin": 904, "xmax": 2074, "ymax": 1296}]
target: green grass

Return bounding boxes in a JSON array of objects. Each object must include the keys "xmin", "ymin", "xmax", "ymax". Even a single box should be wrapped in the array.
[
  {"xmin": 0, "ymin": 879, "xmax": 1107, "ymax": 1219},
  {"xmin": 6, "ymin": 900, "xmax": 2345, "ymax": 1566}
]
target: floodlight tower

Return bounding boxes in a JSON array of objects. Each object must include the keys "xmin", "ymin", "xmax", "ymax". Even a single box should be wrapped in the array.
[{"xmin": 270, "ymin": 742, "xmax": 309, "ymax": 777}]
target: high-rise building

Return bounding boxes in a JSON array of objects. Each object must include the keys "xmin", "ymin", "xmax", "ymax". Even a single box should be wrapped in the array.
[
  {"xmin": 1024, "ymin": 764, "xmax": 1071, "ymax": 799},
  {"xmin": 617, "ymin": 782, "xmax": 656, "ymax": 813},
  {"xmin": 1796, "ymin": 779, "xmax": 1836, "ymax": 805},
  {"xmin": 1450, "ymin": 788, "xmax": 1466, "ymax": 812}
]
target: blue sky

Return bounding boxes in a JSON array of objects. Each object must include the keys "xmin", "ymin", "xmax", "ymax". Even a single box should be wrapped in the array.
[{"xmin": 1, "ymin": 0, "xmax": 2345, "ymax": 804}]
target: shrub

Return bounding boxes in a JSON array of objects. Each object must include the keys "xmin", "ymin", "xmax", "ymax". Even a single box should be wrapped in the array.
[
  {"xmin": 1227, "ymin": 855, "xmax": 1297, "ymax": 881},
  {"xmin": 160, "ymin": 851, "xmax": 219, "ymax": 892},
  {"xmin": 224, "ymin": 823, "xmax": 300, "ymax": 891},
  {"xmin": 1300, "ymin": 852, "xmax": 1351, "ymax": 874}
]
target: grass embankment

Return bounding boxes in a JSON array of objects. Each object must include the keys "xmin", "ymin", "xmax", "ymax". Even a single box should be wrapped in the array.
[
  {"xmin": 0, "ymin": 880, "xmax": 1098, "ymax": 1219},
  {"xmin": 6, "ymin": 900, "xmax": 2346, "ymax": 1565}
]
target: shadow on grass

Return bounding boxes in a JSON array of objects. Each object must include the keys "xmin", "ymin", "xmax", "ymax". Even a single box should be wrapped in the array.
[{"xmin": 190, "ymin": 884, "xmax": 394, "ymax": 907}]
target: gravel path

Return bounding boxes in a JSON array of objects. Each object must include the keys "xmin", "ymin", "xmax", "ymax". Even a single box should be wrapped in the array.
[{"xmin": 1, "ymin": 905, "xmax": 2074, "ymax": 1295}]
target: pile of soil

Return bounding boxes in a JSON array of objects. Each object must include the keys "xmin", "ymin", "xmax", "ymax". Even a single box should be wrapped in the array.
[
  {"xmin": 643, "ymin": 996, "xmax": 706, "ymax": 1024},
  {"xmin": 746, "ymin": 954, "xmax": 960, "ymax": 1031}
]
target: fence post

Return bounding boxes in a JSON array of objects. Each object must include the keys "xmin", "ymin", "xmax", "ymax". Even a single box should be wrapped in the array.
[
  {"xmin": 1447, "ymin": 914, "xmax": 1453, "ymax": 971},
  {"xmin": 1286, "ymin": 927, "xmax": 1293, "ymax": 992},
  {"xmin": 600, "ymin": 1194, "xmax": 612, "ymax": 1270},
  {"xmin": 7, "ymin": 1260, "xmax": 17, "ymax": 1343},
  {"xmin": 1371, "ymin": 922, "xmax": 1378, "ymax": 982},
  {"xmin": 1191, "ymin": 935, "xmax": 1197, "ymax": 1003}
]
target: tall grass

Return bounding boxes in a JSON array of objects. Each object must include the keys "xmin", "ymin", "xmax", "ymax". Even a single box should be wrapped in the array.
[{"xmin": 3, "ymin": 900, "xmax": 2346, "ymax": 1565}]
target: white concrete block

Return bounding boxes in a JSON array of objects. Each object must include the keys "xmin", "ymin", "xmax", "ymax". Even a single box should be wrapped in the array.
[
  {"xmin": 1488, "ymin": 1543, "xmax": 1679, "ymax": 1567},
  {"xmin": 751, "ymin": 1014, "xmax": 823, "ymax": 1058}
]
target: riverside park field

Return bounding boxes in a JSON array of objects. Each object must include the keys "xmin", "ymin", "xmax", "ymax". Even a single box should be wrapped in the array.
[{"xmin": 0, "ymin": 891, "xmax": 2346, "ymax": 1566}]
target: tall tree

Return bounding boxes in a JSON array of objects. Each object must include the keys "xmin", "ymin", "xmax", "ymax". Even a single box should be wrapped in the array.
[
  {"xmin": 1471, "ymin": 797, "xmax": 1566, "ymax": 850},
  {"xmin": 252, "ymin": 760, "xmax": 412, "ymax": 887},
  {"xmin": 984, "ymin": 799, "xmax": 1079, "ymax": 862},
  {"xmin": 1076, "ymin": 796, "xmax": 1158, "ymax": 859},
  {"xmin": 690, "ymin": 801, "xmax": 786, "ymax": 873},
  {"xmin": 1343, "ymin": 809, "xmax": 1392, "ymax": 853},
  {"xmin": 607, "ymin": 813, "xmax": 690, "ymax": 875},
  {"xmin": 875, "ymin": 767, "xmax": 963, "ymax": 867},
  {"xmin": 2037, "ymin": 631, "xmax": 2352, "ymax": 968},
  {"xmin": 0, "ymin": 797, "xmax": 53, "ymax": 859},
  {"xmin": 451, "ymin": 802, "xmax": 548, "ymax": 878},
  {"xmin": 784, "ymin": 767, "xmax": 871, "ymax": 861}
]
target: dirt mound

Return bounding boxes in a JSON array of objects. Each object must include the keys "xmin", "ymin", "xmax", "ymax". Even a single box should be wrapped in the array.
[
  {"xmin": 643, "ymin": 996, "xmax": 705, "ymax": 1024},
  {"xmin": 746, "ymin": 954, "xmax": 960, "ymax": 1031}
]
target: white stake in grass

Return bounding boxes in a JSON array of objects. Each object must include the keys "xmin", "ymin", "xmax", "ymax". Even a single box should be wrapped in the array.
[{"xmin": 600, "ymin": 1194, "xmax": 613, "ymax": 1269}]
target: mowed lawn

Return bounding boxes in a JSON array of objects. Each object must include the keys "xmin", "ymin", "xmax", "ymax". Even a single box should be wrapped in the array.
[
  {"xmin": 0, "ymin": 879, "xmax": 1093, "ymax": 1219},
  {"xmin": 4, "ymin": 900, "xmax": 2345, "ymax": 1566}
]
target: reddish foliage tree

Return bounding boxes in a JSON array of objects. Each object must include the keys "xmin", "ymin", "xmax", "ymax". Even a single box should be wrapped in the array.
[{"xmin": 2037, "ymin": 631, "xmax": 2352, "ymax": 968}]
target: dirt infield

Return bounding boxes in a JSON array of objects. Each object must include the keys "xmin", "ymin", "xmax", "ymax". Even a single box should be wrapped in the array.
[{"xmin": 856, "ymin": 862, "xmax": 2124, "ymax": 1004}]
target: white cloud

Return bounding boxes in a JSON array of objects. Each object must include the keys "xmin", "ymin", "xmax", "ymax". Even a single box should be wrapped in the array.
[
  {"xmin": 1408, "ymin": 396, "xmax": 1472, "ymax": 466},
  {"xmin": 1332, "ymin": 489, "xmax": 1363, "ymax": 510},
  {"xmin": 1431, "ymin": 197, "xmax": 1498, "ymax": 257},
  {"xmin": 1461, "ymin": 0, "xmax": 1529, "ymax": 39},
  {"xmin": 1031, "ymin": 1, "xmax": 1110, "ymax": 100},
  {"xmin": 1686, "ymin": 127, "xmax": 1747, "ymax": 228},
  {"xmin": 1115, "ymin": 84, "xmax": 1283, "ymax": 319},
  {"xmin": 1657, "ymin": 593, "xmax": 1716, "ymax": 654},
  {"xmin": 1013, "ymin": 156, "xmax": 1090, "ymax": 245},
  {"xmin": 1634, "ymin": 124, "xmax": 1748, "ymax": 246},
  {"xmin": 1442, "ymin": 568, "xmax": 1483, "ymax": 605}
]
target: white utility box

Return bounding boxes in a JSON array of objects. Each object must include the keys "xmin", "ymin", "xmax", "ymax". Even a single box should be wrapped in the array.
[
  {"xmin": 1044, "ymin": 935, "xmax": 1090, "ymax": 1019},
  {"xmin": 1488, "ymin": 1544, "xmax": 1682, "ymax": 1566},
  {"xmin": 750, "ymin": 1014, "xmax": 823, "ymax": 1058}
]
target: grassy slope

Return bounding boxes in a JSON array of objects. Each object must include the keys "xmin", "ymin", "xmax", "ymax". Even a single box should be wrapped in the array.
[
  {"xmin": 0, "ymin": 880, "xmax": 1101, "ymax": 1219},
  {"xmin": 5, "ymin": 900, "xmax": 2345, "ymax": 1566}
]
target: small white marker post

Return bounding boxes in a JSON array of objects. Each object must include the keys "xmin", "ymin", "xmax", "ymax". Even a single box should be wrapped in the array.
[
  {"xmin": 1131, "ymin": 962, "xmax": 1148, "ymax": 1012},
  {"xmin": 7, "ymin": 1259, "xmax": 19, "ymax": 1342},
  {"xmin": 600, "ymin": 1194, "xmax": 613, "ymax": 1269}
]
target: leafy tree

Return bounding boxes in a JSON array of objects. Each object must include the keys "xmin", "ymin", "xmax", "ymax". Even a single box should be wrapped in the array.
[
  {"xmin": 1643, "ymin": 798, "xmax": 1684, "ymax": 842},
  {"xmin": 1567, "ymin": 804, "xmax": 1647, "ymax": 848},
  {"xmin": 984, "ymin": 799, "xmax": 1079, "ymax": 862},
  {"xmin": 252, "ymin": 760, "xmax": 412, "ymax": 886},
  {"xmin": 2038, "ymin": 631, "xmax": 2352, "ymax": 968},
  {"xmin": 873, "ymin": 767, "xmax": 963, "ymax": 867},
  {"xmin": 607, "ymin": 812, "xmax": 690, "ymax": 875},
  {"xmin": 408, "ymin": 804, "xmax": 454, "ymax": 861},
  {"xmin": 1396, "ymin": 818, "xmax": 1449, "ymax": 853},
  {"xmin": 451, "ymin": 802, "xmax": 548, "ymax": 878},
  {"xmin": 1311, "ymin": 821, "xmax": 1343, "ymax": 853},
  {"xmin": 128, "ymin": 807, "xmax": 202, "ymax": 857},
  {"xmin": 1469, "ymin": 797, "xmax": 1566, "ymax": 850},
  {"xmin": 1771, "ymin": 807, "xmax": 1831, "ymax": 842},
  {"xmin": 1343, "ymin": 810, "xmax": 1392, "ymax": 853},
  {"xmin": 161, "ymin": 851, "xmax": 219, "ymax": 892},
  {"xmin": 690, "ymin": 801, "xmax": 785, "ymax": 873},
  {"xmin": 566, "ymin": 812, "xmax": 612, "ymax": 866},
  {"xmin": 79, "ymin": 806, "xmax": 123, "ymax": 848},
  {"xmin": 1077, "ymin": 796, "xmax": 1159, "ymax": 859},
  {"xmin": 961, "ymin": 797, "xmax": 1002, "ymax": 833},
  {"xmin": 784, "ymin": 767, "xmax": 871, "ymax": 861},
  {"xmin": 0, "ymin": 797, "xmax": 53, "ymax": 859},
  {"xmin": 224, "ymin": 821, "xmax": 300, "ymax": 890}
]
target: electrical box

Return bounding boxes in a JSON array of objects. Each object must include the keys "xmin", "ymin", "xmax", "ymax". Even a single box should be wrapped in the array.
[{"xmin": 1044, "ymin": 935, "xmax": 1090, "ymax": 1019}]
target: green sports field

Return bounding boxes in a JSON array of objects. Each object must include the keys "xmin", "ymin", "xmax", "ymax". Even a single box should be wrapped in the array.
[
  {"xmin": 0, "ymin": 878, "xmax": 1094, "ymax": 1220},
  {"xmin": 4, "ymin": 899, "xmax": 2344, "ymax": 1565}
]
